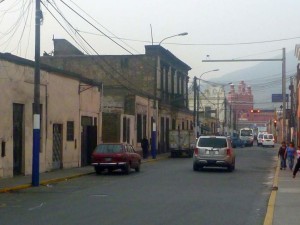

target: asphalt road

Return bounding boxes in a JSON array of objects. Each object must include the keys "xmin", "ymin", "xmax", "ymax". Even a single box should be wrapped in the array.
[{"xmin": 0, "ymin": 146, "xmax": 277, "ymax": 225}]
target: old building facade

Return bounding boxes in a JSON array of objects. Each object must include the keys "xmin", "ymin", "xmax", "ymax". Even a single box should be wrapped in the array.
[
  {"xmin": 0, "ymin": 53, "xmax": 102, "ymax": 178},
  {"xmin": 41, "ymin": 39, "xmax": 193, "ymax": 153}
]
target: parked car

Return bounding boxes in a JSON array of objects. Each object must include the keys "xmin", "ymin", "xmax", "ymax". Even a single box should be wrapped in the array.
[
  {"xmin": 193, "ymin": 136, "xmax": 235, "ymax": 172},
  {"xmin": 91, "ymin": 143, "xmax": 141, "ymax": 174},
  {"xmin": 231, "ymin": 136, "xmax": 245, "ymax": 148},
  {"xmin": 261, "ymin": 133, "xmax": 275, "ymax": 147}
]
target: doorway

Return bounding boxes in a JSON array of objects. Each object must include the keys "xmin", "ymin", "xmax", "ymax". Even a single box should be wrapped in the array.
[{"xmin": 13, "ymin": 103, "xmax": 24, "ymax": 175}]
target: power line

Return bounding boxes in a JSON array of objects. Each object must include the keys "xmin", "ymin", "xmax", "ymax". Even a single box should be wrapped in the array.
[
  {"xmin": 67, "ymin": 0, "xmax": 140, "ymax": 54},
  {"xmin": 59, "ymin": 0, "xmax": 134, "ymax": 55},
  {"xmin": 43, "ymin": 0, "xmax": 156, "ymax": 99},
  {"xmin": 67, "ymin": 28, "xmax": 300, "ymax": 47}
]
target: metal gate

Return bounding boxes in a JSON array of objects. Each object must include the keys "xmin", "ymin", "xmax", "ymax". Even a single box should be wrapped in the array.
[
  {"xmin": 52, "ymin": 124, "xmax": 63, "ymax": 169},
  {"xmin": 13, "ymin": 103, "xmax": 24, "ymax": 175}
]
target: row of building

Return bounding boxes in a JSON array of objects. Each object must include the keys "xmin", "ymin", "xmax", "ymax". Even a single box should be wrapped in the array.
[
  {"xmin": 0, "ymin": 38, "xmax": 296, "ymax": 178},
  {"xmin": 0, "ymin": 39, "xmax": 195, "ymax": 178}
]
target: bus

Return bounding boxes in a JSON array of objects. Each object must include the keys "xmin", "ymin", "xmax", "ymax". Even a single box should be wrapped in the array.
[{"xmin": 239, "ymin": 128, "xmax": 254, "ymax": 147}]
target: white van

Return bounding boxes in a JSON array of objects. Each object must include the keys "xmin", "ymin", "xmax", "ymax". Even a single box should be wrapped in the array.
[
  {"xmin": 257, "ymin": 132, "xmax": 268, "ymax": 146},
  {"xmin": 261, "ymin": 133, "xmax": 275, "ymax": 147}
]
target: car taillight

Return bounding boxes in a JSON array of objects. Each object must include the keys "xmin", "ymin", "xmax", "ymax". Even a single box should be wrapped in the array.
[
  {"xmin": 226, "ymin": 148, "xmax": 231, "ymax": 156},
  {"xmin": 194, "ymin": 148, "xmax": 199, "ymax": 156}
]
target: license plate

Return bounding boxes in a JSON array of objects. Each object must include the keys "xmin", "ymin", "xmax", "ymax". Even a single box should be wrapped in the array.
[
  {"xmin": 214, "ymin": 151, "xmax": 219, "ymax": 155},
  {"xmin": 205, "ymin": 150, "xmax": 210, "ymax": 155},
  {"xmin": 105, "ymin": 158, "xmax": 111, "ymax": 162}
]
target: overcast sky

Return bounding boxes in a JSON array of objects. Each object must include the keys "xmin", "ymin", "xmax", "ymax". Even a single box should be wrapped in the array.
[{"xmin": 1, "ymin": 0, "xmax": 300, "ymax": 81}]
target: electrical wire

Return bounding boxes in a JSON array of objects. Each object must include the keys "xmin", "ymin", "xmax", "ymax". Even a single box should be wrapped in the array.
[
  {"xmin": 67, "ymin": 0, "xmax": 140, "ymax": 54},
  {"xmin": 59, "ymin": 0, "xmax": 134, "ymax": 55},
  {"xmin": 43, "ymin": 0, "xmax": 156, "ymax": 99}
]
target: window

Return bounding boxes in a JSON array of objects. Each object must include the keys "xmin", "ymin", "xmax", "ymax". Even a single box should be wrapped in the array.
[
  {"xmin": 94, "ymin": 144, "xmax": 122, "ymax": 153},
  {"xmin": 199, "ymin": 138, "xmax": 227, "ymax": 148},
  {"xmin": 67, "ymin": 121, "xmax": 74, "ymax": 141}
]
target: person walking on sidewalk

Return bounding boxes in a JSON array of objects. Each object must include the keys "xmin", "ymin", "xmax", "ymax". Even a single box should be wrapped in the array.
[
  {"xmin": 141, "ymin": 137, "xmax": 149, "ymax": 159},
  {"xmin": 293, "ymin": 145, "xmax": 300, "ymax": 178},
  {"xmin": 286, "ymin": 142, "xmax": 296, "ymax": 171},
  {"xmin": 278, "ymin": 141, "xmax": 287, "ymax": 170}
]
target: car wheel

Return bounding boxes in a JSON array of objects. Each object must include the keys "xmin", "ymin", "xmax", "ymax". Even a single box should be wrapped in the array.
[
  {"xmin": 123, "ymin": 163, "xmax": 130, "ymax": 175},
  {"xmin": 135, "ymin": 162, "xmax": 141, "ymax": 172},
  {"xmin": 227, "ymin": 165, "xmax": 234, "ymax": 172},
  {"xmin": 95, "ymin": 167, "xmax": 103, "ymax": 175},
  {"xmin": 193, "ymin": 163, "xmax": 198, "ymax": 171}
]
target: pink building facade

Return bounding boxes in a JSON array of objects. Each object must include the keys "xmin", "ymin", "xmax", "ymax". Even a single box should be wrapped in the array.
[{"xmin": 227, "ymin": 81, "xmax": 274, "ymax": 131}]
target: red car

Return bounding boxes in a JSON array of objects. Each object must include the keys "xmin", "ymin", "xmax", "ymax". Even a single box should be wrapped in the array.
[{"xmin": 91, "ymin": 143, "xmax": 142, "ymax": 175}]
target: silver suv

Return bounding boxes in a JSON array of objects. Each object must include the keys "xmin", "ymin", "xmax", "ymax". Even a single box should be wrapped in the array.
[{"xmin": 193, "ymin": 136, "xmax": 235, "ymax": 172}]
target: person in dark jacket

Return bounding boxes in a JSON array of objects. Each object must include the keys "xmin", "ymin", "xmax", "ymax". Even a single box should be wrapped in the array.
[
  {"xmin": 293, "ymin": 145, "xmax": 300, "ymax": 178},
  {"xmin": 141, "ymin": 137, "xmax": 149, "ymax": 159},
  {"xmin": 278, "ymin": 141, "xmax": 287, "ymax": 170}
]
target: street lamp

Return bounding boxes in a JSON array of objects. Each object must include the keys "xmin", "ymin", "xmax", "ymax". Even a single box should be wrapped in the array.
[
  {"xmin": 159, "ymin": 32, "xmax": 188, "ymax": 45},
  {"xmin": 193, "ymin": 69, "xmax": 219, "ymax": 137}
]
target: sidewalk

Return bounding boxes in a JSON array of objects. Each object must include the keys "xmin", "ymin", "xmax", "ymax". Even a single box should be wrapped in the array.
[
  {"xmin": 0, "ymin": 153, "xmax": 169, "ymax": 193},
  {"xmin": 271, "ymin": 161, "xmax": 300, "ymax": 225},
  {"xmin": 264, "ymin": 158, "xmax": 300, "ymax": 225}
]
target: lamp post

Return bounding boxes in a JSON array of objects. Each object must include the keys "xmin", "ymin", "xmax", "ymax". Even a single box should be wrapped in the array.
[
  {"xmin": 193, "ymin": 69, "xmax": 219, "ymax": 137},
  {"xmin": 159, "ymin": 32, "xmax": 188, "ymax": 45},
  {"xmin": 217, "ymin": 82, "xmax": 232, "ymax": 135}
]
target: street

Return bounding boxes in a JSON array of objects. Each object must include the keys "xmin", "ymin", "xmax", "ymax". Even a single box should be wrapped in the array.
[{"xmin": 0, "ymin": 146, "xmax": 277, "ymax": 225}]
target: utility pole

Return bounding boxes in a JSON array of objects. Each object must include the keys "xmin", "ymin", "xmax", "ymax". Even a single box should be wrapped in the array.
[
  {"xmin": 193, "ymin": 77, "xmax": 197, "ymax": 137},
  {"xmin": 196, "ymin": 81, "xmax": 200, "ymax": 137},
  {"xmin": 289, "ymin": 76, "xmax": 294, "ymax": 142},
  {"xmin": 224, "ymin": 93, "xmax": 227, "ymax": 135},
  {"xmin": 32, "ymin": 0, "xmax": 42, "ymax": 186},
  {"xmin": 202, "ymin": 54, "xmax": 285, "ymax": 139},
  {"xmin": 282, "ymin": 48, "xmax": 286, "ymax": 142}
]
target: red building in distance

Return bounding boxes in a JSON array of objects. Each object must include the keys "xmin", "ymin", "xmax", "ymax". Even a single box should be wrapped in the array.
[{"xmin": 227, "ymin": 81, "xmax": 274, "ymax": 131}]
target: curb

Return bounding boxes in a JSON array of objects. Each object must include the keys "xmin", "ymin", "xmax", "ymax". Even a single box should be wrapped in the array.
[
  {"xmin": 1, "ymin": 154, "xmax": 169, "ymax": 193},
  {"xmin": 263, "ymin": 157, "xmax": 280, "ymax": 225},
  {"xmin": 0, "ymin": 172, "xmax": 95, "ymax": 193}
]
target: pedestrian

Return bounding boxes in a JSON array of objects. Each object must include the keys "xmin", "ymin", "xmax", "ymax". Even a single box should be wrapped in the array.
[
  {"xmin": 286, "ymin": 142, "xmax": 296, "ymax": 171},
  {"xmin": 141, "ymin": 137, "xmax": 149, "ymax": 159},
  {"xmin": 278, "ymin": 141, "xmax": 287, "ymax": 170},
  {"xmin": 292, "ymin": 145, "xmax": 300, "ymax": 178}
]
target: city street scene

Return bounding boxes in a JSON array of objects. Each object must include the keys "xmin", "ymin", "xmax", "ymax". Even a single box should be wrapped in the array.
[{"xmin": 1, "ymin": 1, "xmax": 300, "ymax": 225}]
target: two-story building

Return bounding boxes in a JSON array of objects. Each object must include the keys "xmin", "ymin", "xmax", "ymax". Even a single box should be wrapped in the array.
[{"xmin": 41, "ymin": 39, "xmax": 193, "ymax": 153}]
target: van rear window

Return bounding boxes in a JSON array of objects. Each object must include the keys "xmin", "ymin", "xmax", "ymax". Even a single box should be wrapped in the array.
[
  {"xmin": 198, "ymin": 138, "xmax": 227, "ymax": 148},
  {"xmin": 94, "ymin": 144, "xmax": 123, "ymax": 153}
]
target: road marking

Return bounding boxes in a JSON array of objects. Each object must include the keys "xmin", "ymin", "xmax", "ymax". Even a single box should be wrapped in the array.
[
  {"xmin": 28, "ymin": 202, "xmax": 45, "ymax": 211},
  {"xmin": 263, "ymin": 159, "xmax": 279, "ymax": 225},
  {"xmin": 90, "ymin": 194, "xmax": 108, "ymax": 197}
]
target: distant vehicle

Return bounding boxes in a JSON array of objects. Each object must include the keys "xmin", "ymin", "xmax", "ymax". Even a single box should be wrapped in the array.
[
  {"xmin": 257, "ymin": 131, "xmax": 268, "ymax": 146},
  {"xmin": 91, "ymin": 143, "xmax": 141, "ymax": 175},
  {"xmin": 261, "ymin": 133, "xmax": 275, "ymax": 148},
  {"xmin": 193, "ymin": 135, "xmax": 235, "ymax": 172},
  {"xmin": 231, "ymin": 136, "xmax": 245, "ymax": 148},
  {"xmin": 169, "ymin": 130, "xmax": 195, "ymax": 157},
  {"xmin": 239, "ymin": 128, "xmax": 254, "ymax": 147}
]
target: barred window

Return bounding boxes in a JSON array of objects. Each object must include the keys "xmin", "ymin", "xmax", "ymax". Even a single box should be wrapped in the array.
[{"xmin": 67, "ymin": 121, "xmax": 74, "ymax": 141}]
